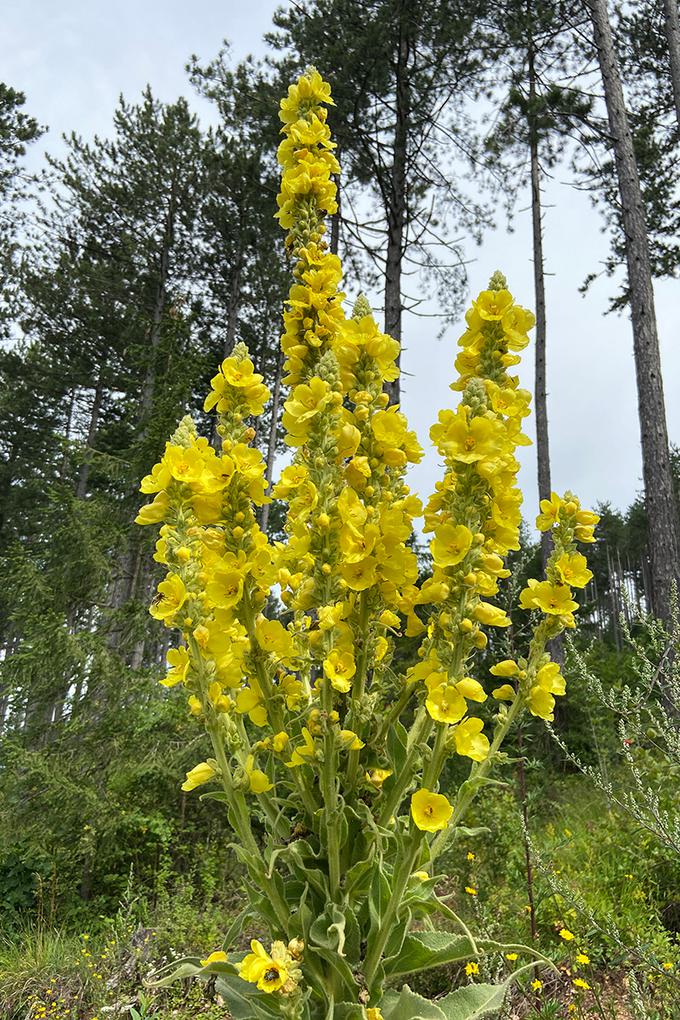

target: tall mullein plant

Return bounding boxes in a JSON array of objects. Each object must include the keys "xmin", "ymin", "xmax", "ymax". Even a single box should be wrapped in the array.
[{"xmin": 138, "ymin": 69, "xmax": 599, "ymax": 1020}]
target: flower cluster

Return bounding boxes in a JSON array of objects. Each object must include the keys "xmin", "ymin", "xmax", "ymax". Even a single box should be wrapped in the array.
[{"xmin": 138, "ymin": 68, "xmax": 599, "ymax": 1020}]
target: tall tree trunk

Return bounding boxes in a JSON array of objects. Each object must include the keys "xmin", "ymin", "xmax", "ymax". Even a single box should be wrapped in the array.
[
  {"xmin": 383, "ymin": 10, "xmax": 410, "ymax": 406},
  {"xmin": 663, "ymin": 0, "xmax": 680, "ymax": 129},
  {"xmin": 587, "ymin": 0, "xmax": 680, "ymax": 622},
  {"xmin": 260, "ymin": 349, "xmax": 284, "ymax": 536},
  {"xmin": 76, "ymin": 372, "xmax": 104, "ymax": 500},
  {"xmin": 140, "ymin": 178, "xmax": 177, "ymax": 425},
  {"xmin": 527, "ymin": 22, "xmax": 552, "ymax": 572}
]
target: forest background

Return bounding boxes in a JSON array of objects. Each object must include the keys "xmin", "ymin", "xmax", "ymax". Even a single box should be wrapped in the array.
[{"xmin": 1, "ymin": 1, "xmax": 680, "ymax": 1018}]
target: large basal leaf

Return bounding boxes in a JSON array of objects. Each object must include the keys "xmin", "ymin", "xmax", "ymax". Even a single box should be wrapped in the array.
[
  {"xmin": 384, "ymin": 931, "xmax": 476, "ymax": 979},
  {"xmin": 333, "ymin": 1005, "xmax": 368, "ymax": 1019},
  {"xmin": 435, "ymin": 982, "xmax": 508, "ymax": 1019},
  {"xmin": 215, "ymin": 973, "xmax": 282, "ymax": 1019},
  {"xmin": 383, "ymin": 985, "xmax": 446, "ymax": 1020}
]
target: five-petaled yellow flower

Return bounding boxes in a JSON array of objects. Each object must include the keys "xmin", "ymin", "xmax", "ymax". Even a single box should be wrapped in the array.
[{"xmin": 411, "ymin": 788, "xmax": 453, "ymax": 832}]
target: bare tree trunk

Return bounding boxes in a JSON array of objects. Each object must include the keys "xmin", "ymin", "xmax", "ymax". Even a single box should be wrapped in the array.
[
  {"xmin": 383, "ymin": 13, "xmax": 410, "ymax": 406},
  {"xmin": 76, "ymin": 373, "xmax": 104, "ymax": 500},
  {"xmin": 140, "ymin": 179, "xmax": 177, "ymax": 425},
  {"xmin": 587, "ymin": 0, "xmax": 680, "ymax": 623},
  {"xmin": 527, "ymin": 23, "xmax": 552, "ymax": 573},
  {"xmin": 664, "ymin": 0, "xmax": 680, "ymax": 129},
  {"xmin": 260, "ymin": 349, "xmax": 284, "ymax": 535}
]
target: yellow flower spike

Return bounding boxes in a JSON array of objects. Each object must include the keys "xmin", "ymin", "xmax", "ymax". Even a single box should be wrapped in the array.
[
  {"xmin": 181, "ymin": 762, "xmax": 216, "ymax": 792},
  {"xmin": 411, "ymin": 789, "xmax": 453, "ymax": 832}
]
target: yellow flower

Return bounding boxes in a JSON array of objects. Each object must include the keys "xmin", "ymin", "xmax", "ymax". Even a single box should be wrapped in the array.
[
  {"xmin": 572, "ymin": 977, "xmax": 590, "ymax": 990},
  {"xmin": 181, "ymin": 762, "xmax": 216, "ymax": 792},
  {"xmin": 323, "ymin": 649, "xmax": 356, "ymax": 692},
  {"xmin": 200, "ymin": 950, "xmax": 228, "ymax": 966},
  {"xmin": 505, "ymin": 953, "xmax": 518, "ymax": 961},
  {"xmin": 245, "ymin": 755, "xmax": 273, "ymax": 794},
  {"xmin": 237, "ymin": 940, "xmax": 288, "ymax": 993},
  {"xmin": 474, "ymin": 602, "xmax": 511, "ymax": 627},
  {"xmin": 467, "ymin": 851, "xmax": 475, "ymax": 860},
  {"xmin": 662, "ymin": 961, "xmax": 674, "ymax": 971},
  {"xmin": 367, "ymin": 1010, "xmax": 384, "ymax": 1020},
  {"xmin": 286, "ymin": 727, "xmax": 317, "ymax": 767},
  {"xmin": 555, "ymin": 551, "xmax": 593, "ymax": 588},
  {"xmin": 465, "ymin": 961, "xmax": 479, "ymax": 975},
  {"xmin": 560, "ymin": 928, "xmax": 575, "ymax": 941},
  {"xmin": 413, "ymin": 871, "xmax": 430, "ymax": 882},
  {"xmin": 430, "ymin": 409, "xmax": 507, "ymax": 464},
  {"xmin": 339, "ymin": 729, "xmax": 365, "ymax": 750},
  {"xmin": 473, "ymin": 288, "xmax": 514, "ymax": 321},
  {"xmin": 411, "ymin": 788, "xmax": 453, "ymax": 832},
  {"xmin": 465, "ymin": 886, "xmax": 477, "ymax": 896},
  {"xmin": 425, "ymin": 683, "xmax": 467, "ymax": 724},
  {"xmin": 492, "ymin": 684, "xmax": 516, "ymax": 701},
  {"xmin": 576, "ymin": 952, "xmax": 590, "ymax": 965},
  {"xmin": 150, "ymin": 574, "xmax": 187, "ymax": 622},
  {"xmin": 366, "ymin": 767, "xmax": 393, "ymax": 788},
  {"xmin": 536, "ymin": 492, "xmax": 562, "ymax": 531},
  {"xmin": 531, "ymin": 978, "xmax": 542, "ymax": 991},
  {"xmin": 430, "ymin": 523, "xmax": 473, "ymax": 568},
  {"xmin": 162, "ymin": 645, "xmax": 190, "ymax": 687},
  {"xmin": 490, "ymin": 659, "xmax": 520, "ymax": 677},
  {"xmin": 453, "ymin": 717, "xmax": 490, "ymax": 761},
  {"xmin": 520, "ymin": 579, "xmax": 578, "ymax": 616}
]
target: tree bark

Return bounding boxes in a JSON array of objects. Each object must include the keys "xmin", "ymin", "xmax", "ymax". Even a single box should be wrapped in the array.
[
  {"xmin": 527, "ymin": 21, "xmax": 552, "ymax": 573},
  {"xmin": 76, "ymin": 373, "xmax": 104, "ymax": 500},
  {"xmin": 587, "ymin": 0, "xmax": 680, "ymax": 622},
  {"xmin": 383, "ymin": 9, "xmax": 410, "ymax": 406},
  {"xmin": 663, "ymin": 0, "xmax": 680, "ymax": 130}
]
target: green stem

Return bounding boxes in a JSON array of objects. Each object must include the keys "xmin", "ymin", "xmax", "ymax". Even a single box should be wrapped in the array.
[
  {"xmin": 363, "ymin": 825, "xmax": 423, "ymax": 991},
  {"xmin": 321, "ymin": 677, "xmax": 341, "ymax": 900},
  {"xmin": 378, "ymin": 709, "xmax": 433, "ymax": 826},
  {"xmin": 345, "ymin": 591, "xmax": 371, "ymax": 789},
  {"xmin": 375, "ymin": 681, "xmax": 417, "ymax": 746}
]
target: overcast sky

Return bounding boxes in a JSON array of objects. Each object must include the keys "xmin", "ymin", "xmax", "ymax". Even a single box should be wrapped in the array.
[{"xmin": 5, "ymin": 0, "xmax": 680, "ymax": 528}]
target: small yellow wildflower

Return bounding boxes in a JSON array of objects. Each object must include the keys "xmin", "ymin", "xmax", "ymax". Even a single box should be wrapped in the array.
[
  {"xmin": 573, "ymin": 977, "xmax": 590, "ymax": 990},
  {"xmin": 560, "ymin": 928, "xmax": 575, "ymax": 942},
  {"xmin": 576, "ymin": 952, "xmax": 590, "ymax": 965},
  {"xmin": 531, "ymin": 978, "xmax": 542, "ymax": 991},
  {"xmin": 465, "ymin": 886, "xmax": 478, "ymax": 896},
  {"xmin": 465, "ymin": 961, "xmax": 479, "ymax": 976},
  {"xmin": 505, "ymin": 952, "xmax": 518, "ymax": 961}
]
